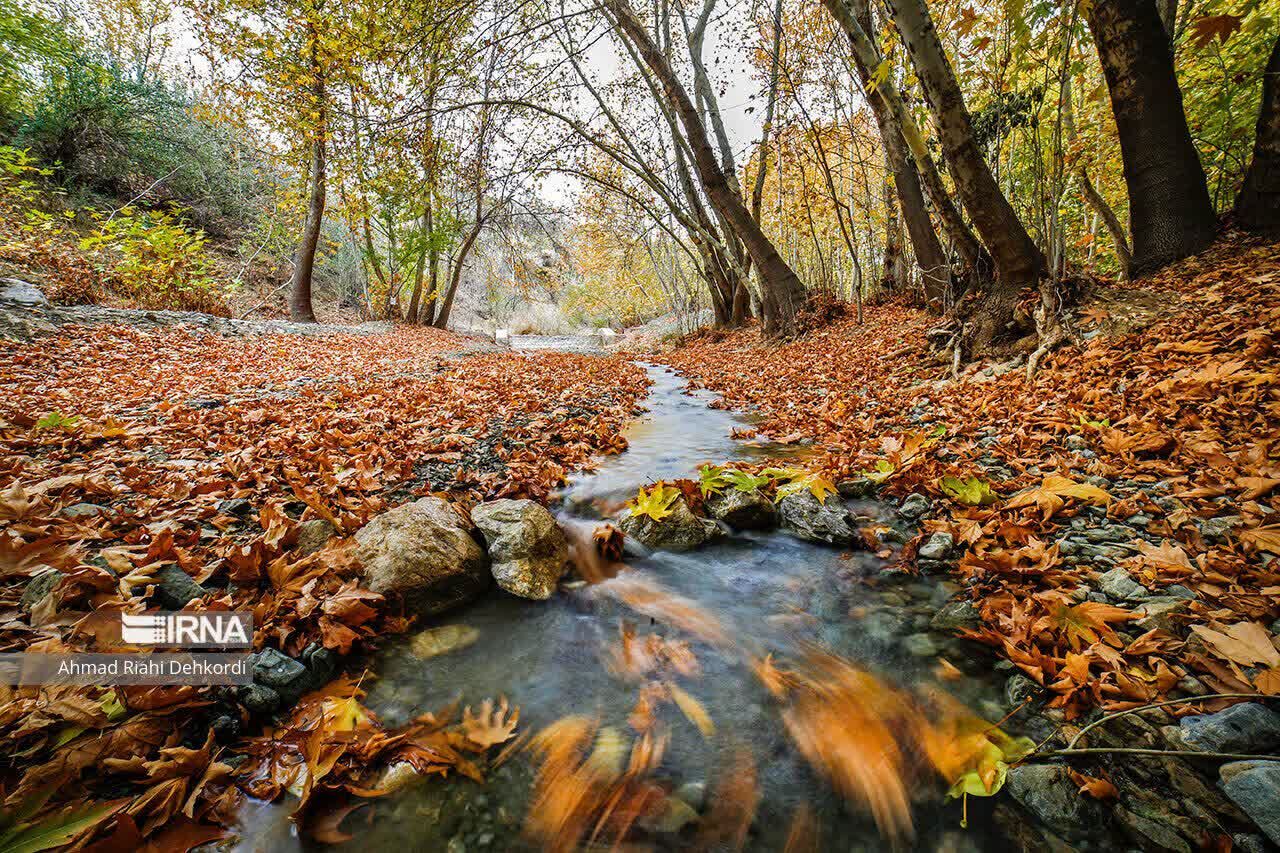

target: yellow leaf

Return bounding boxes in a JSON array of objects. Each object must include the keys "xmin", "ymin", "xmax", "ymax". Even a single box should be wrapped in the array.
[{"xmin": 666, "ymin": 682, "xmax": 715, "ymax": 738}]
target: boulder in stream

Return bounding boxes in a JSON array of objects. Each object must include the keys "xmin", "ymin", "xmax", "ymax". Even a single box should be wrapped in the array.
[
  {"xmin": 777, "ymin": 490, "xmax": 857, "ymax": 545},
  {"xmin": 620, "ymin": 497, "xmax": 708, "ymax": 552},
  {"xmin": 471, "ymin": 499, "xmax": 568, "ymax": 600},
  {"xmin": 355, "ymin": 497, "xmax": 490, "ymax": 615},
  {"xmin": 704, "ymin": 489, "xmax": 776, "ymax": 530}
]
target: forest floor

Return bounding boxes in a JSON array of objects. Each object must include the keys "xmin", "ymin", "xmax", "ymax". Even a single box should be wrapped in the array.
[{"xmin": 657, "ymin": 232, "xmax": 1280, "ymax": 719}]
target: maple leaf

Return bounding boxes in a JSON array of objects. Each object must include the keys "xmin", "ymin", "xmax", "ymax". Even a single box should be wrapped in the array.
[
  {"xmin": 1189, "ymin": 14, "xmax": 1242, "ymax": 49},
  {"xmin": 775, "ymin": 473, "xmax": 838, "ymax": 503},
  {"xmin": 940, "ymin": 475, "xmax": 999, "ymax": 506},
  {"xmin": 1041, "ymin": 600, "xmax": 1133, "ymax": 650},
  {"xmin": 625, "ymin": 483, "xmax": 680, "ymax": 522},
  {"xmin": 1189, "ymin": 622, "xmax": 1280, "ymax": 670},
  {"xmin": 1078, "ymin": 306, "xmax": 1110, "ymax": 327},
  {"xmin": 1006, "ymin": 474, "xmax": 1111, "ymax": 519},
  {"xmin": 1238, "ymin": 524, "xmax": 1280, "ymax": 554},
  {"xmin": 461, "ymin": 697, "xmax": 519, "ymax": 750}
]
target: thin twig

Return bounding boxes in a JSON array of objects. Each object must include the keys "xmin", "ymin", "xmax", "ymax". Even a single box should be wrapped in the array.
[{"xmin": 1063, "ymin": 693, "xmax": 1269, "ymax": 751}]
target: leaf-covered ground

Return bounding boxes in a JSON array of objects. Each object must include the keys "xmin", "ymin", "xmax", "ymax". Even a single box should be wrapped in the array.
[
  {"xmin": 0, "ymin": 324, "xmax": 648, "ymax": 845},
  {"xmin": 659, "ymin": 234, "xmax": 1280, "ymax": 718}
]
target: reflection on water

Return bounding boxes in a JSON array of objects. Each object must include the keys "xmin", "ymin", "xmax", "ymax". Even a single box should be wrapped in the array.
[{"xmin": 233, "ymin": 363, "xmax": 1009, "ymax": 852}]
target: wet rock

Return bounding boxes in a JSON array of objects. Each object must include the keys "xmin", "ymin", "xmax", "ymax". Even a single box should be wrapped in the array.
[
  {"xmin": 252, "ymin": 648, "xmax": 307, "ymax": 691},
  {"xmin": 836, "ymin": 477, "xmax": 876, "ymax": 499},
  {"xmin": 60, "ymin": 502, "xmax": 108, "ymax": 519},
  {"xmin": 410, "ymin": 625, "xmax": 480, "ymax": 659},
  {"xmin": 471, "ymin": 499, "xmax": 568, "ymax": 600},
  {"xmin": 295, "ymin": 518, "xmax": 336, "ymax": 555},
  {"xmin": 1233, "ymin": 834, "xmax": 1271, "ymax": 853},
  {"xmin": 1135, "ymin": 597, "xmax": 1191, "ymax": 632},
  {"xmin": 1220, "ymin": 762, "xmax": 1280, "ymax": 844},
  {"xmin": 1006, "ymin": 764, "xmax": 1107, "ymax": 841},
  {"xmin": 152, "ymin": 565, "xmax": 207, "ymax": 609},
  {"xmin": 20, "ymin": 569, "xmax": 64, "ymax": 613},
  {"xmin": 776, "ymin": 491, "xmax": 856, "ymax": 545},
  {"xmin": 1115, "ymin": 806, "xmax": 1192, "ymax": 853},
  {"xmin": 917, "ymin": 531, "xmax": 954, "ymax": 561},
  {"xmin": 897, "ymin": 492, "xmax": 931, "ymax": 520},
  {"xmin": 902, "ymin": 633, "xmax": 938, "ymax": 657},
  {"xmin": 0, "ymin": 278, "xmax": 48, "ymax": 306},
  {"xmin": 217, "ymin": 497, "xmax": 253, "ymax": 517},
  {"xmin": 1097, "ymin": 566, "xmax": 1151, "ymax": 602},
  {"xmin": 673, "ymin": 781, "xmax": 706, "ymax": 811},
  {"xmin": 620, "ymin": 497, "xmax": 707, "ymax": 552},
  {"xmin": 704, "ymin": 489, "xmax": 776, "ymax": 530},
  {"xmin": 1180, "ymin": 704, "xmax": 1280, "ymax": 754},
  {"xmin": 929, "ymin": 599, "xmax": 981, "ymax": 633},
  {"xmin": 355, "ymin": 497, "xmax": 490, "ymax": 615},
  {"xmin": 860, "ymin": 609, "xmax": 908, "ymax": 640},
  {"xmin": 239, "ymin": 683, "xmax": 282, "ymax": 714},
  {"xmin": 1005, "ymin": 674, "xmax": 1042, "ymax": 707}
]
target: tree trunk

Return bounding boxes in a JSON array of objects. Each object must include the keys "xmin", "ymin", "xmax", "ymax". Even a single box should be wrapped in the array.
[
  {"xmin": 1085, "ymin": 0, "xmax": 1216, "ymax": 277},
  {"xmin": 1236, "ymin": 34, "xmax": 1280, "ymax": 232},
  {"xmin": 288, "ymin": 29, "xmax": 325, "ymax": 324},
  {"xmin": 1078, "ymin": 168, "xmax": 1132, "ymax": 279},
  {"xmin": 433, "ymin": 219, "xmax": 482, "ymax": 330},
  {"xmin": 823, "ymin": 0, "xmax": 985, "ymax": 288},
  {"xmin": 885, "ymin": 0, "xmax": 1045, "ymax": 345},
  {"xmin": 603, "ymin": 0, "xmax": 807, "ymax": 337}
]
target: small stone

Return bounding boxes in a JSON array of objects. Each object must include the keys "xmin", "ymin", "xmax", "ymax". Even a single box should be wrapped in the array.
[
  {"xmin": 20, "ymin": 569, "xmax": 64, "ymax": 613},
  {"xmin": 902, "ymin": 633, "xmax": 938, "ymax": 657},
  {"xmin": 704, "ymin": 489, "xmax": 776, "ymax": 530},
  {"xmin": 917, "ymin": 531, "xmax": 954, "ymax": 561},
  {"xmin": 1135, "ymin": 597, "xmax": 1191, "ymax": 632},
  {"xmin": 836, "ymin": 477, "xmax": 875, "ymax": 499},
  {"xmin": 295, "ymin": 519, "xmax": 336, "ymax": 556},
  {"xmin": 777, "ymin": 490, "xmax": 856, "ymax": 545},
  {"xmin": 897, "ymin": 493, "xmax": 931, "ymax": 520},
  {"xmin": 472, "ymin": 499, "xmax": 569, "ymax": 599},
  {"xmin": 251, "ymin": 648, "xmax": 308, "ymax": 691},
  {"xmin": 240, "ymin": 683, "xmax": 282, "ymax": 714},
  {"xmin": 1115, "ymin": 806, "xmax": 1192, "ymax": 853},
  {"xmin": 673, "ymin": 781, "xmax": 706, "ymax": 811},
  {"xmin": 860, "ymin": 609, "xmax": 908, "ymax": 640},
  {"xmin": 217, "ymin": 497, "xmax": 253, "ymax": 517},
  {"xmin": 152, "ymin": 565, "xmax": 207, "ymax": 609},
  {"xmin": 1220, "ymin": 762, "xmax": 1280, "ymax": 844},
  {"xmin": 411, "ymin": 625, "xmax": 481, "ymax": 659},
  {"xmin": 1175, "ymin": 675, "xmax": 1210, "ymax": 697},
  {"xmin": 930, "ymin": 599, "xmax": 981, "ymax": 633},
  {"xmin": 1097, "ymin": 566, "xmax": 1151, "ymax": 602},
  {"xmin": 1164, "ymin": 584, "xmax": 1196, "ymax": 600},
  {"xmin": 1181, "ymin": 704, "xmax": 1280, "ymax": 754},
  {"xmin": 1199, "ymin": 515, "xmax": 1240, "ymax": 542},
  {"xmin": 60, "ymin": 502, "xmax": 109, "ymax": 519},
  {"xmin": 1064, "ymin": 434, "xmax": 1088, "ymax": 451}
]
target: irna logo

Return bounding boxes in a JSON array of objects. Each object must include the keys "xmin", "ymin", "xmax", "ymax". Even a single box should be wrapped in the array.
[{"xmin": 120, "ymin": 613, "xmax": 253, "ymax": 648}]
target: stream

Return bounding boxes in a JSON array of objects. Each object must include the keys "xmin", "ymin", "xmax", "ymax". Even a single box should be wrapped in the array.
[{"xmin": 234, "ymin": 362, "xmax": 1017, "ymax": 852}]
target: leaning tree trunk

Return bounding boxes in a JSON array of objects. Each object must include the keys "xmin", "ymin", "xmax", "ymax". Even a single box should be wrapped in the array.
[
  {"xmin": 603, "ymin": 0, "xmax": 807, "ymax": 337},
  {"xmin": 1236, "ymin": 34, "xmax": 1280, "ymax": 232},
  {"xmin": 288, "ymin": 31, "xmax": 325, "ymax": 324},
  {"xmin": 884, "ymin": 0, "xmax": 1045, "ymax": 348},
  {"xmin": 1086, "ymin": 0, "xmax": 1216, "ymax": 277},
  {"xmin": 433, "ymin": 219, "xmax": 482, "ymax": 330}
]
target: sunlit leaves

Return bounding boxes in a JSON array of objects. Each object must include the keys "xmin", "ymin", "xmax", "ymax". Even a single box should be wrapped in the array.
[
  {"xmin": 939, "ymin": 475, "xmax": 999, "ymax": 506},
  {"xmin": 626, "ymin": 482, "xmax": 681, "ymax": 521}
]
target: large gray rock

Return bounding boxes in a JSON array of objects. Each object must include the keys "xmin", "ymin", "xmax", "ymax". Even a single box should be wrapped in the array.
[
  {"xmin": 354, "ymin": 497, "xmax": 489, "ymax": 615},
  {"xmin": 777, "ymin": 491, "xmax": 856, "ymax": 545},
  {"xmin": 471, "ymin": 499, "xmax": 568, "ymax": 600},
  {"xmin": 620, "ymin": 497, "xmax": 707, "ymax": 552},
  {"xmin": 0, "ymin": 278, "xmax": 48, "ymax": 306},
  {"xmin": 1006, "ymin": 764, "xmax": 1107, "ymax": 842},
  {"xmin": 1180, "ymin": 703, "xmax": 1280, "ymax": 754},
  {"xmin": 930, "ymin": 599, "xmax": 981, "ymax": 633},
  {"xmin": 705, "ymin": 489, "xmax": 776, "ymax": 530},
  {"xmin": 20, "ymin": 569, "xmax": 64, "ymax": 613},
  {"xmin": 1220, "ymin": 762, "xmax": 1280, "ymax": 845},
  {"xmin": 1097, "ymin": 566, "xmax": 1152, "ymax": 602},
  {"xmin": 151, "ymin": 565, "xmax": 207, "ymax": 609}
]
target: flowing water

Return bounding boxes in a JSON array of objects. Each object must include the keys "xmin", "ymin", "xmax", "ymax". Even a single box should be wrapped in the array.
[{"xmin": 235, "ymin": 362, "xmax": 1015, "ymax": 852}]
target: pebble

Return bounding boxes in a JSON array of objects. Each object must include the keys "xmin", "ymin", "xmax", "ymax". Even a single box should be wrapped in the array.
[
  {"xmin": 902, "ymin": 633, "xmax": 938, "ymax": 657},
  {"xmin": 1097, "ymin": 566, "xmax": 1151, "ymax": 602},
  {"xmin": 917, "ymin": 531, "xmax": 954, "ymax": 561},
  {"xmin": 897, "ymin": 493, "xmax": 931, "ymax": 520}
]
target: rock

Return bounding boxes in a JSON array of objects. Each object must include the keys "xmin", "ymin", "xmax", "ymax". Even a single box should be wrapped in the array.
[
  {"xmin": 704, "ymin": 489, "xmax": 776, "ymax": 530},
  {"xmin": 1005, "ymin": 764, "xmax": 1107, "ymax": 841},
  {"xmin": 1064, "ymin": 434, "xmax": 1088, "ymax": 451},
  {"xmin": 355, "ymin": 497, "xmax": 490, "ymax": 615},
  {"xmin": 620, "ymin": 497, "xmax": 707, "ymax": 552},
  {"xmin": 930, "ymin": 599, "xmax": 981, "ymax": 633},
  {"xmin": 918, "ymin": 531, "xmax": 954, "ymax": 561},
  {"xmin": 1005, "ymin": 673, "xmax": 1042, "ymax": 707},
  {"xmin": 20, "ymin": 569, "xmax": 64, "ymax": 613},
  {"xmin": 152, "ymin": 565, "xmax": 207, "ymax": 609},
  {"xmin": 295, "ymin": 518, "xmax": 337, "ymax": 555},
  {"xmin": 673, "ymin": 781, "xmax": 706, "ymax": 811},
  {"xmin": 836, "ymin": 477, "xmax": 876, "ymax": 499},
  {"xmin": 60, "ymin": 502, "xmax": 108, "ymax": 519},
  {"xmin": 0, "ymin": 278, "xmax": 48, "ymax": 306},
  {"xmin": 902, "ymin": 633, "xmax": 938, "ymax": 657},
  {"xmin": 776, "ymin": 491, "xmax": 856, "ymax": 545},
  {"xmin": 1115, "ymin": 806, "xmax": 1192, "ymax": 853},
  {"xmin": 471, "ymin": 499, "xmax": 568, "ymax": 600},
  {"xmin": 1199, "ymin": 515, "xmax": 1240, "ymax": 542},
  {"xmin": 251, "ymin": 648, "xmax": 308, "ymax": 692},
  {"xmin": 217, "ymin": 497, "xmax": 253, "ymax": 517},
  {"xmin": 1135, "ymin": 597, "xmax": 1191, "ymax": 632},
  {"xmin": 1097, "ymin": 566, "xmax": 1151, "ymax": 602},
  {"xmin": 1180, "ymin": 704, "xmax": 1280, "ymax": 754},
  {"xmin": 1220, "ymin": 762, "xmax": 1280, "ymax": 844},
  {"xmin": 860, "ymin": 609, "xmax": 908, "ymax": 640},
  {"xmin": 410, "ymin": 625, "xmax": 481, "ymax": 659},
  {"xmin": 897, "ymin": 492, "xmax": 931, "ymax": 520},
  {"xmin": 239, "ymin": 683, "xmax": 282, "ymax": 714},
  {"xmin": 1232, "ymin": 834, "xmax": 1270, "ymax": 853}
]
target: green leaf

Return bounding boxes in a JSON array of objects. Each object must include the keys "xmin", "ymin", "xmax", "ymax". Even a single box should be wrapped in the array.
[
  {"xmin": 940, "ymin": 476, "xmax": 999, "ymax": 506},
  {"xmin": 0, "ymin": 801, "xmax": 120, "ymax": 853},
  {"xmin": 626, "ymin": 483, "xmax": 681, "ymax": 522},
  {"xmin": 723, "ymin": 469, "xmax": 770, "ymax": 493},
  {"xmin": 34, "ymin": 412, "xmax": 79, "ymax": 431},
  {"xmin": 861, "ymin": 459, "xmax": 896, "ymax": 484},
  {"xmin": 698, "ymin": 465, "xmax": 730, "ymax": 497}
]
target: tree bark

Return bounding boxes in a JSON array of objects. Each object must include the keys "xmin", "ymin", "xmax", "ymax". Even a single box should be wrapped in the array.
[
  {"xmin": 288, "ymin": 28, "xmax": 325, "ymax": 324},
  {"xmin": 1236, "ymin": 34, "xmax": 1280, "ymax": 232},
  {"xmin": 884, "ymin": 0, "xmax": 1045, "ymax": 338},
  {"xmin": 1085, "ymin": 0, "xmax": 1216, "ymax": 277},
  {"xmin": 1078, "ymin": 168, "xmax": 1132, "ymax": 279},
  {"xmin": 433, "ymin": 218, "xmax": 482, "ymax": 330},
  {"xmin": 602, "ymin": 0, "xmax": 807, "ymax": 336}
]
